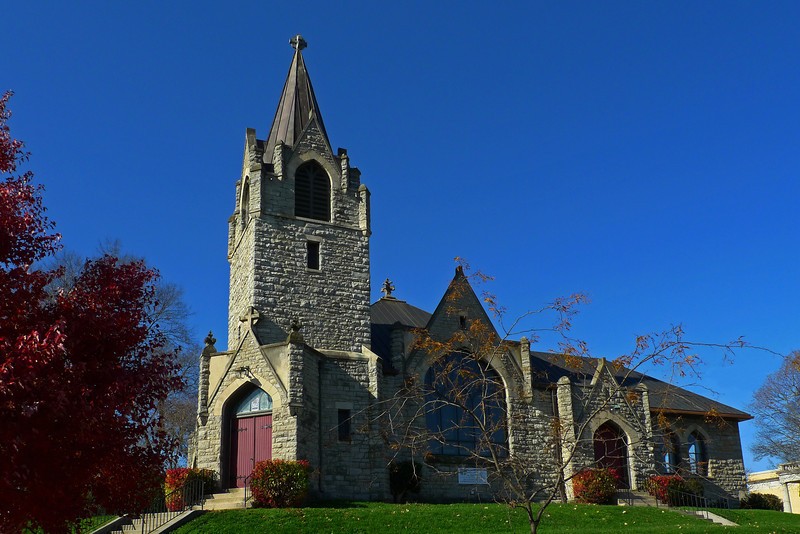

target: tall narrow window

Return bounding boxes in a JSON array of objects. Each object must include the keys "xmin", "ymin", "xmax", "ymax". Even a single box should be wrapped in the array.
[
  {"xmin": 295, "ymin": 161, "xmax": 330, "ymax": 221},
  {"xmin": 307, "ymin": 241, "xmax": 320, "ymax": 270},
  {"xmin": 662, "ymin": 432, "xmax": 680, "ymax": 474},
  {"xmin": 687, "ymin": 431, "xmax": 707, "ymax": 476},
  {"xmin": 338, "ymin": 409, "xmax": 352, "ymax": 442},
  {"xmin": 240, "ymin": 178, "xmax": 250, "ymax": 226}
]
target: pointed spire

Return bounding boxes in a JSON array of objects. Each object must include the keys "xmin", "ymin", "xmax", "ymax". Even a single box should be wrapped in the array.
[{"xmin": 264, "ymin": 35, "xmax": 330, "ymax": 156}]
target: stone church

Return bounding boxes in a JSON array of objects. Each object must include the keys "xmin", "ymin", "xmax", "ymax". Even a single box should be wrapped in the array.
[{"xmin": 189, "ymin": 36, "xmax": 750, "ymax": 502}]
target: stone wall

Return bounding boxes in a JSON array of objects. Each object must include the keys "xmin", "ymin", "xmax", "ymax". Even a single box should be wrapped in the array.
[
  {"xmin": 225, "ymin": 123, "xmax": 371, "ymax": 353},
  {"xmin": 659, "ymin": 414, "xmax": 747, "ymax": 499},
  {"xmin": 316, "ymin": 353, "xmax": 387, "ymax": 500},
  {"xmin": 250, "ymin": 215, "xmax": 370, "ymax": 352}
]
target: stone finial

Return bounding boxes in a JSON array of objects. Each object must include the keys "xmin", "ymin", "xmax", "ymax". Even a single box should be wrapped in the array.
[
  {"xmin": 290, "ymin": 34, "xmax": 307, "ymax": 51},
  {"xmin": 381, "ymin": 278, "xmax": 395, "ymax": 298},
  {"xmin": 288, "ymin": 318, "xmax": 304, "ymax": 344},
  {"xmin": 204, "ymin": 331, "xmax": 216, "ymax": 346}
]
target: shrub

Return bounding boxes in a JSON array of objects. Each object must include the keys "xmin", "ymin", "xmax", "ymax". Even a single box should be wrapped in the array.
[
  {"xmin": 740, "ymin": 493, "xmax": 783, "ymax": 511},
  {"xmin": 250, "ymin": 459, "xmax": 310, "ymax": 508},
  {"xmin": 646, "ymin": 475, "xmax": 703, "ymax": 506},
  {"xmin": 389, "ymin": 461, "xmax": 422, "ymax": 503},
  {"xmin": 572, "ymin": 468, "xmax": 620, "ymax": 504},
  {"xmin": 164, "ymin": 468, "xmax": 217, "ymax": 511}
]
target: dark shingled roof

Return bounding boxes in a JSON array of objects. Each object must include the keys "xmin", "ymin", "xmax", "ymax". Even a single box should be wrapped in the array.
[
  {"xmin": 264, "ymin": 35, "xmax": 330, "ymax": 157},
  {"xmin": 527, "ymin": 350, "xmax": 752, "ymax": 420},
  {"xmin": 370, "ymin": 297, "xmax": 431, "ymax": 368},
  {"xmin": 368, "ymin": 295, "xmax": 748, "ymax": 420}
]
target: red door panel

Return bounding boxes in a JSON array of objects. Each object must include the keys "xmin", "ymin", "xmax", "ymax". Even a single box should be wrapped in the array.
[
  {"xmin": 234, "ymin": 417, "xmax": 255, "ymax": 488},
  {"xmin": 254, "ymin": 414, "xmax": 273, "ymax": 465},
  {"xmin": 230, "ymin": 415, "xmax": 273, "ymax": 488}
]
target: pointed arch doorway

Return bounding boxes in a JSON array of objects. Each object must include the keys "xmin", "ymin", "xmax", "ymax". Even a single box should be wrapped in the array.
[
  {"xmin": 228, "ymin": 388, "xmax": 273, "ymax": 488},
  {"xmin": 593, "ymin": 421, "xmax": 630, "ymax": 489}
]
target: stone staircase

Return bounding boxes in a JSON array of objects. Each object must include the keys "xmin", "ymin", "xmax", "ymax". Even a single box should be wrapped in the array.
[
  {"xmin": 617, "ymin": 490, "xmax": 658, "ymax": 507},
  {"xmin": 202, "ymin": 487, "xmax": 250, "ymax": 511},
  {"xmin": 617, "ymin": 490, "xmax": 739, "ymax": 527},
  {"xmin": 104, "ymin": 508, "xmax": 204, "ymax": 534}
]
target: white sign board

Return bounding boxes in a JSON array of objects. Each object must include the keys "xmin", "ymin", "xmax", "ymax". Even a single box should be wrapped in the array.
[{"xmin": 458, "ymin": 467, "xmax": 488, "ymax": 485}]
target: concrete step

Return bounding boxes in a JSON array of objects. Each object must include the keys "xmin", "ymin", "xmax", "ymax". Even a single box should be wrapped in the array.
[
  {"xmin": 618, "ymin": 490, "xmax": 659, "ymax": 507},
  {"xmin": 202, "ymin": 488, "xmax": 251, "ymax": 510},
  {"xmin": 684, "ymin": 510, "xmax": 739, "ymax": 526}
]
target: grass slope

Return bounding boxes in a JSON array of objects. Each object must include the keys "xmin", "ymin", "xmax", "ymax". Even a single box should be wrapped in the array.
[{"xmin": 172, "ymin": 502, "xmax": 800, "ymax": 533}]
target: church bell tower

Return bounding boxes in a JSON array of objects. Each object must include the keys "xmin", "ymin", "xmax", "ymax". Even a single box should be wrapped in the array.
[{"xmin": 227, "ymin": 35, "xmax": 371, "ymax": 352}]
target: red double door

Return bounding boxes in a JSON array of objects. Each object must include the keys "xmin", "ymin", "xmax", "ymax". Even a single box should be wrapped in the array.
[
  {"xmin": 230, "ymin": 414, "xmax": 272, "ymax": 488},
  {"xmin": 593, "ymin": 422, "xmax": 630, "ymax": 489}
]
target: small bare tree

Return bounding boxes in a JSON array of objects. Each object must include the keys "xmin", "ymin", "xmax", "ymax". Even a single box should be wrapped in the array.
[
  {"xmin": 749, "ymin": 351, "xmax": 800, "ymax": 464},
  {"xmin": 381, "ymin": 262, "xmax": 747, "ymax": 534}
]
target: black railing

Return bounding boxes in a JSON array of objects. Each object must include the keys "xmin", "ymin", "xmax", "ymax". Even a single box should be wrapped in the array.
[
  {"xmin": 616, "ymin": 488, "xmax": 634, "ymax": 506},
  {"xmin": 139, "ymin": 478, "xmax": 205, "ymax": 533},
  {"xmin": 243, "ymin": 473, "xmax": 254, "ymax": 509},
  {"xmin": 657, "ymin": 488, "xmax": 731, "ymax": 520}
]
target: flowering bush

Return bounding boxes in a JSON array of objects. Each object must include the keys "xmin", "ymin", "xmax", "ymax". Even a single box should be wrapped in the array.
[
  {"xmin": 646, "ymin": 475, "xmax": 703, "ymax": 505},
  {"xmin": 572, "ymin": 468, "xmax": 620, "ymax": 504},
  {"xmin": 164, "ymin": 468, "xmax": 217, "ymax": 511},
  {"xmin": 250, "ymin": 460, "xmax": 310, "ymax": 508}
]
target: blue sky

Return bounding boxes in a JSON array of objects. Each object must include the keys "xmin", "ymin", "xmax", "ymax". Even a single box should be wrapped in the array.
[{"xmin": 4, "ymin": 1, "xmax": 799, "ymax": 472}]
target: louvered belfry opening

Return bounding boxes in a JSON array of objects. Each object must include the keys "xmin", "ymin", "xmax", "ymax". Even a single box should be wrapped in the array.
[{"xmin": 295, "ymin": 160, "xmax": 331, "ymax": 221}]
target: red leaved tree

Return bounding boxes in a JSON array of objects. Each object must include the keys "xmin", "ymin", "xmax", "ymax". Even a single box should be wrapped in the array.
[{"xmin": 0, "ymin": 91, "xmax": 184, "ymax": 533}]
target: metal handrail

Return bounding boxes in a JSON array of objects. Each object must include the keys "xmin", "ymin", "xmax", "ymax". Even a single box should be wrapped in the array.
[
  {"xmin": 243, "ymin": 473, "xmax": 254, "ymax": 509},
  {"xmin": 663, "ymin": 487, "xmax": 731, "ymax": 515},
  {"xmin": 616, "ymin": 488, "xmax": 634, "ymax": 506},
  {"xmin": 138, "ymin": 478, "xmax": 205, "ymax": 533}
]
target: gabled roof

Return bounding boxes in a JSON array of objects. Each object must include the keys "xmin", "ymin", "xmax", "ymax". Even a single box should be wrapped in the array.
[
  {"xmin": 371, "ymin": 296, "xmax": 432, "ymax": 328},
  {"xmin": 526, "ymin": 350, "xmax": 752, "ymax": 421},
  {"xmin": 368, "ymin": 270, "xmax": 751, "ymax": 421},
  {"xmin": 370, "ymin": 296, "xmax": 431, "ymax": 365},
  {"xmin": 264, "ymin": 35, "xmax": 330, "ymax": 157}
]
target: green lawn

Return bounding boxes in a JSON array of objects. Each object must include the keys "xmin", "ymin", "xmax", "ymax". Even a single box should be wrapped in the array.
[
  {"xmin": 172, "ymin": 502, "xmax": 800, "ymax": 533},
  {"xmin": 713, "ymin": 508, "xmax": 800, "ymax": 532}
]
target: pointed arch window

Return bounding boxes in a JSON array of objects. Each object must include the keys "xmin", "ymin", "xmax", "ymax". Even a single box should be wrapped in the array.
[
  {"xmin": 424, "ymin": 353, "xmax": 507, "ymax": 457},
  {"xmin": 295, "ymin": 161, "xmax": 330, "ymax": 221},
  {"xmin": 687, "ymin": 431, "xmax": 707, "ymax": 476},
  {"xmin": 662, "ymin": 432, "xmax": 681, "ymax": 474},
  {"xmin": 240, "ymin": 177, "xmax": 250, "ymax": 226}
]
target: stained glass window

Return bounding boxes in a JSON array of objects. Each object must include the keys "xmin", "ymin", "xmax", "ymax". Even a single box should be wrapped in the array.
[{"xmin": 235, "ymin": 388, "xmax": 273, "ymax": 416}]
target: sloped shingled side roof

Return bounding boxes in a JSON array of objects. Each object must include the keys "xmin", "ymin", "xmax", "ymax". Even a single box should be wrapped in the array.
[
  {"xmin": 370, "ymin": 297, "xmax": 431, "ymax": 368},
  {"xmin": 527, "ymin": 350, "xmax": 752, "ymax": 420},
  {"xmin": 369, "ymin": 293, "xmax": 750, "ymax": 420}
]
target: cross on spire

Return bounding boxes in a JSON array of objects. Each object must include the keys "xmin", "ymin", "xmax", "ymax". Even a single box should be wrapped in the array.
[{"xmin": 290, "ymin": 34, "xmax": 307, "ymax": 51}]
